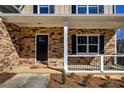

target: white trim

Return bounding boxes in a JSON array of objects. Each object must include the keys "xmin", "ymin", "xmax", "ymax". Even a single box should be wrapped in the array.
[
  {"xmin": 35, "ymin": 34, "xmax": 49, "ymax": 64},
  {"xmin": 100, "ymin": 55, "xmax": 104, "ymax": 72},
  {"xmin": 68, "ymin": 55, "xmax": 124, "ymax": 57},
  {"xmin": 114, "ymin": 29, "xmax": 117, "ymax": 65},
  {"xmin": 67, "ymin": 71, "xmax": 124, "ymax": 73},
  {"xmin": 64, "ymin": 22, "xmax": 68, "ymax": 71},
  {"xmin": 114, "ymin": 5, "xmax": 116, "ymax": 14},
  {"xmin": 103, "ymin": 71, "xmax": 124, "ymax": 73},
  {"xmin": 66, "ymin": 71, "xmax": 101, "ymax": 73},
  {"xmin": 0, "ymin": 17, "xmax": 2, "ymax": 23},
  {"xmin": 87, "ymin": 5, "xmax": 88, "ymax": 14},
  {"xmin": 37, "ymin": 5, "xmax": 40, "ymax": 14},
  {"xmin": 68, "ymin": 55, "xmax": 100, "ymax": 57},
  {"xmin": 2, "ymin": 13, "xmax": 124, "ymax": 16}
]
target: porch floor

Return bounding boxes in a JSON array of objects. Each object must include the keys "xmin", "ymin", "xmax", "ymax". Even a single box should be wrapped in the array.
[{"xmin": 7, "ymin": 64, "xmax": 61, "ymax": 74}]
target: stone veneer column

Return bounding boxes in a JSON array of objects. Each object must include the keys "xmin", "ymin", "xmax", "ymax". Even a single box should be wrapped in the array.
[{"xmin": 0, "ymin": 18, "xmax": 19, "ymax": 72}]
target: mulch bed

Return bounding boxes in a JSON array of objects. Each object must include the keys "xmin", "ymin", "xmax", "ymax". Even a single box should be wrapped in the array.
[
  {"xmin": 0, "ymin": 72, "xmax": 16, "ymax": 84},
  {"xmin": 47, "ymin": 74, "xmax": 124, "ymax": 88}
]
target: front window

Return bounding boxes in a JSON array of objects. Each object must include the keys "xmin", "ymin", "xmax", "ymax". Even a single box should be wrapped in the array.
[
  {"xmin": 89, "ymin": 5, "xmax": 98, "ymax": 14},
  {"xmin": 114, "ymin": 5, "xmax": 124, "ymax": 14},
  {"xmin": 77, "ymin": 5, "xmax": 100, "ymax": 14},
  {"xmin": 39, "ymin": 5, "xmax": 49, "ymax": 14},
  {"xmin": 116, "ymin": 28, "xmax": 124, "ymax": 66},
  {"xmin": 116, "ymin": 28, "xmax": 124, "ymax": 54},
  {"xmin": 78, "ymin": 5, "xmax": 87, "ymax": 14},
  {"xmin": 38, "ymin": 5, "xmax": 54, "ymax": 14},
  {"xmin": 77, "ymin": 35, "xmax": 99, "ymax": 54}
]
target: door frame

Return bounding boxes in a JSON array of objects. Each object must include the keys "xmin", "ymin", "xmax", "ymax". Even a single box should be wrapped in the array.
[{"xmin": 35, "ymin": 34, "xmax": 49, "ymax": 64}]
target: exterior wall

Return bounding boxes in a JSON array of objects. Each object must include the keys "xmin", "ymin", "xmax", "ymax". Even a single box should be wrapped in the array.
[
  {"xmin": 20, "ymin": 5, "xmax": 113, "ymax": 14},
  {"xmin": 68, "ymin": 29, "xmax": 115, "ymax": 65},
  {"xmin": 0, "ymin": 22, "xmax": 115, "ymax": 71},
  {"xmin": 5, "ymin": 23, "xmax": 64, "ymax": 69},
  {"xmin": 0, "ymin": 20, "xmax": 19, "ymax": 71},
  {"xmin": 104, "ymin": 5, "xmax": 113, "ymax": 14},
  {"xmin": 68, "ymin": 29, "xmax": 115, "ymax": 55},
  {"xmin": 55, "ymin": 5, "xmax": 71, "ymax": 14},
  {"xmin": 21, "ymin": 5, "xmax": 33, "ymax": 14}
]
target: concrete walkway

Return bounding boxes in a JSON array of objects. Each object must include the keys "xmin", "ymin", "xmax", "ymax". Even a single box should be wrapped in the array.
[{"xmin": 0, "ymin": 73, "xmax": 50, "ymax": 88}]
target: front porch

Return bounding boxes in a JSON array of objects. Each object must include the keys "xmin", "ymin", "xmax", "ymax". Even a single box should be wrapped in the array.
[{"xmin": 1, "ymin": 14, "xmax": 124, "ymax": 73}]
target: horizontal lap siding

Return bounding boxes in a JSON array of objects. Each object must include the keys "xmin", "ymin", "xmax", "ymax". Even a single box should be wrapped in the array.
[
  {"xmin": 21, "ymin": 5, "xmax": 33, "ymax": 14},
  {"xmin": 55, "ymin": 5, "xmax": 71, "ymax": 14},
  {"xmin": 20, "ymin": 5, "xmax": 113, "ymax": 14}
]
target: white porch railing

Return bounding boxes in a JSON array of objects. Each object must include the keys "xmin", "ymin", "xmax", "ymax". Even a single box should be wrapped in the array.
[{"xmin": 66, "ymin": 55, "xmax": 124, "ymax": 73}]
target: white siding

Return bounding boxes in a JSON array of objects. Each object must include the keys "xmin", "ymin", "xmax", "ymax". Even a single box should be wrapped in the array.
[
  {"xmin": 104, "ymin": 5, "xmax": 113, "ymax": 14},
  {"xmin": 21, "ymin": 5, "xmax": 33, "ymax": 14},
  {"xmin": 55, "ymin": 5, "xmax": 71, "ymax": 14}
]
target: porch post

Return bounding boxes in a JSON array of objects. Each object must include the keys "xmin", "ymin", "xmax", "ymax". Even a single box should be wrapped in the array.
[
  {"xmin": 64, "ymin": 22, "xmax": 68, "ymax": 72},
  {"xmin": 114, "ymin": 30, "xmax": 117, "ymax": 65},
  {"xmin": 100, "ymin": 55, "xmax": 104, "ymax": 72}
]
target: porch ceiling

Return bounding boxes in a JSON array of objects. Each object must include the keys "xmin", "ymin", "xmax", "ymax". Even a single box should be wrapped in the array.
[{"xmin": 1, "ymin": 14, "xmax": 124, "ymax": 29}]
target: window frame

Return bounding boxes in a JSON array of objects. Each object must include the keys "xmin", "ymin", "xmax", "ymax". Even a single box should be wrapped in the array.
[
  {"xmin": 88, "ymin": 5, "xmax": 99, "ymax": 14},
  {"xmin": 76, "ymin": 34, "xmax": 100, "ymax": 55},
  {"xmin": 116, "ymin": 28, "xmax": 124, "ymax": 54},
  {"xmin": 114, "ymin": 5, "xmax": 124, "ymax": 14},
  {"xmin": 77, "ymin": 5, "xmax": 87, "ymax": 14},
  {"xmin": 76, "ymin": 5, "xmax": 100, "ymax": 14},
  {"xmin": 38, "ymin": 5, "xmax": 54, "ymax": 14}
]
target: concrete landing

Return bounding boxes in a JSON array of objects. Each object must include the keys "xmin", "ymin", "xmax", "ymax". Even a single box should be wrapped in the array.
[{"xmin": 0, "ymin": 73, "xmax": 50, "ymax": 88}]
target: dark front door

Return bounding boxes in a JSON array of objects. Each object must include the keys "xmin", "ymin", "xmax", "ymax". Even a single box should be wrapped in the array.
[{"xmin": 36, "ymin": 35, "xmax": 48, "ymax": 62}]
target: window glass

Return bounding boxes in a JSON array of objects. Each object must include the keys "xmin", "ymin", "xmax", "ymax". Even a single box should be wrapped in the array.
[
  {"xmin": 89, "ymin": 5, "xmax": 98, "ymax": 14},
  {"xmin": 115, "ymin": 5, "xmax": 124, "ymax": 14},
  {"xmin": 116, "ymin": 28, "xmax": 124, "ymax": 53},
  {"xmin": 78, "ymin": 5, "xmax": 87, "ymax": 14},
  {"xmin": 39, "ymin": 5, "xmax": 48, "ymax": 14},
  {"xmin": 78, "ymin": 36, "xmax": 87, "ymax": 44},
  {"xmin": 78, "ymin": 45, "xmax": 87, "ymax": 53},
  {"xmin": 116, "ymin": 28, "xmax": 124, "ymax": 66},
  {"xmin": 77, "ymin": 35, "xmax": 99, "ymax": 54},
  {"xmin": 89, "ymin": 45, "xmax": 98, "ymax": 53},
  {"xmin": 89, "ymin": 36, "xmax": 98, "ymax": 44},
  {"xmin": 99, "ymin": 5, "xmax": 104, "ymax": 14},
  {"xmin": 76, "ymin": 5, "xmax": 99, "ymax": 14},
  {"xmin": 49, "ymin": 5, "xmax": 54, "ymax": 13}
]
